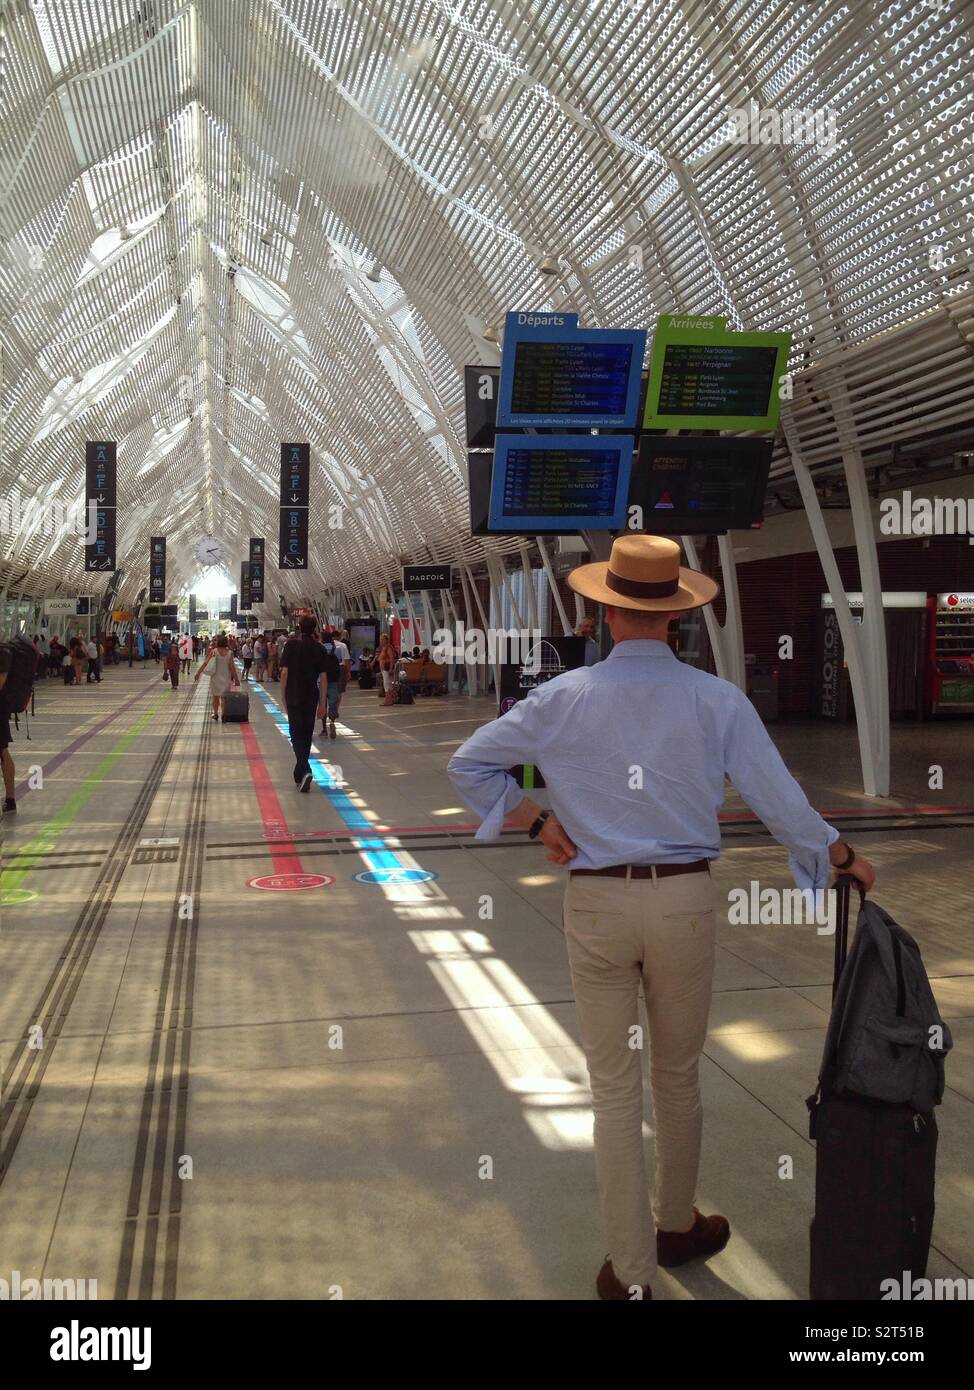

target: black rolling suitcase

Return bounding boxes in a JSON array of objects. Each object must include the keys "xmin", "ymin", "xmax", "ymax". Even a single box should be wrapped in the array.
[
  {"xmin": 221, "ymin": 690, "xmax": 250, "ymax": 723},
  {"xmin": 807, "ymin": 876, "xmax": 949, "ymax": 1300}
]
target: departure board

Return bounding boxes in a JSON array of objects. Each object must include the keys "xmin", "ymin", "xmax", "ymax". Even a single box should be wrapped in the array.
[
  {"xmin": 488, "ymin": 435, "xmax": 633, "ymax": 531},
  {"xmin": 643, "ymin": 316, "xmax": 791, "ymax": 431},
  {"xmin": 510, "ymin": 340, "xmax": 634, "ymax": 418},
  {"xmin": 497, "ymin": 313, "xmax": 646, "ymax": 427}
]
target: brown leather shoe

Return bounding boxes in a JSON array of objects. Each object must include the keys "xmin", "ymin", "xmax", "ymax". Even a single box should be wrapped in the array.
[
  {"xmin": 656, "ymin": 1209, "xmax": 730, "ymax": 1268},
  {"xmin": 596, "ymin": 1259, "xmax": 653, "ymax": 1301}
]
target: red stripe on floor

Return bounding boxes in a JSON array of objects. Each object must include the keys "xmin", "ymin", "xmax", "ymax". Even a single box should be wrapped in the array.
[{"xmin": 239, "ymin": 719, "xmax": 306, "ymax": 875}]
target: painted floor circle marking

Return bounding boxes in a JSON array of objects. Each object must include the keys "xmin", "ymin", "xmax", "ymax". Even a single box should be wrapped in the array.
[
  {"xmin": 246, "ymin": 872, "xmax": 335, "ymax": 891},
  {"xmin": 352, "ymin": 868, "xmax": 437, "ymax": 885}
]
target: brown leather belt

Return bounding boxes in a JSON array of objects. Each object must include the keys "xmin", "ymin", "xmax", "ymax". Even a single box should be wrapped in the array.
[{"xmin": 570, "ymin": 860, "xmax": 710, "ymax": 880}]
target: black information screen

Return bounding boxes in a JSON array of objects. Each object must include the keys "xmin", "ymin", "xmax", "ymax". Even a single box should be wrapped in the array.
[
  {"xmin": 499, "ymin": 446, "xmax": 623, "ymax": 521},
  {"xmin": 634, "ymin": 437, "xmax": 771, "ymax": 533},
  {"xmin": 657, "ymin": 344, "xmax": 778, "ymax": 418},
  {"xmin": 511, "ymin": 341, "xmax": 633, "ymax": 417}
]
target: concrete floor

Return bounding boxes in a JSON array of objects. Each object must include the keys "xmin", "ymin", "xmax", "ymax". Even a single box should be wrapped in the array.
[{"xmin": 1, "ymin": 663, "xmax": 971, "ymax": 1300}]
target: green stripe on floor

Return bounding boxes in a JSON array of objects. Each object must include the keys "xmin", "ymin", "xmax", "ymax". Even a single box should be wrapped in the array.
[{"xmin": 0, "ymin": 691, "xmax": 173, "ymax": 897}]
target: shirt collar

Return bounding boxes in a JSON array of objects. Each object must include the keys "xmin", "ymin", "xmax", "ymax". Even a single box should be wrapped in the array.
[{"xmin": 606, "ymin": 639, "xmax": 676, "ymax": 659}]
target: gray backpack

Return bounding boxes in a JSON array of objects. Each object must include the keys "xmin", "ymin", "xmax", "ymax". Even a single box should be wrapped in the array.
[{"xmin": 820, "ymin": 899, "xmax": 952, "ymax": 1111}]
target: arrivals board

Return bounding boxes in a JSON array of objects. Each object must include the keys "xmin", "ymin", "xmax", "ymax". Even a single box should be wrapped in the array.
[
  {"xmin": 497, "ymin": 312, "xmax": 645, "ymax": 429},
  {"xmin": 643, "ymin": 315, "xmax": 791, "ymax": 431},
  {"xmin": 488, "ymin": 435, "xmax": 633, "ymax": 531}
]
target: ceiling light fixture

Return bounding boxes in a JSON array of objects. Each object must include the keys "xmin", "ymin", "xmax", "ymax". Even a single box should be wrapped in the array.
[
  {"xmin": 482, "ymin": 322, "xmax": 499, "ymax": 343},
  {"xmin": 366, "ymin": 260, "xmax": 382, "ymax": 283},
  {"xmin": 538, "ymin": 256, "xmax": 560, "ymax": 276}
]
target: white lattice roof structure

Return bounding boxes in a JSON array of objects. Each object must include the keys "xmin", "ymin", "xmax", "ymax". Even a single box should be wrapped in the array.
[{"xmin": 2, "ymin": 0, "xmax": 973, "ymax": 608}]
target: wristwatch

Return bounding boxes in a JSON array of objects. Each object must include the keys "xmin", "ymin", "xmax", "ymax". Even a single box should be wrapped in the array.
[
  {"xmin": 528, "ymin": 811, "xmax": 551, "ymax": 840},
  {"xmin": 833, "ymin": 841, "xmax": 855, "ymax": 870}
]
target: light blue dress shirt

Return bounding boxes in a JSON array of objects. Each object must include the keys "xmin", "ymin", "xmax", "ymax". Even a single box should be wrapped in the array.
[{"xmin": 447, "ymin": 639, "xmax": 840, "ymax": 891}]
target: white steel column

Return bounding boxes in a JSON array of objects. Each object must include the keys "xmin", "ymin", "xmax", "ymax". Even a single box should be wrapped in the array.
[
  {"xmin": 455, "ymin": 563, "xmax": 480, "ymax": 696},
  {"xmin": 518, "ymin": 545, "xmax": 539, "ymax": 631},
  {"xmin": 536, "ymin": 536, "xmax": 572, "ymax": 635},
  {"xmin": 681, "ymin": 536, "xmax": 745, "ymax": 691},
  {"xmin": 783, "ymin": 412, "xmax": 890, "ymax": 797},
  {"xmin": 462, "ymin": 560, "xmax": 502, "ymax": 699}
]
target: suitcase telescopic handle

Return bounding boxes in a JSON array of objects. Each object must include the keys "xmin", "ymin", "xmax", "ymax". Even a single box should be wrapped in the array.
[{"xmin": 831, "ymin": 873, "xmax": 865, "ymax": 997}]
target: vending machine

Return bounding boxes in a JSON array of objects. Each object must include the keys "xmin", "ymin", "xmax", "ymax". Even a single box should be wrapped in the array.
[{"xmin": 928, "ymin": 593, "xmax": 974, "ymax": 713}]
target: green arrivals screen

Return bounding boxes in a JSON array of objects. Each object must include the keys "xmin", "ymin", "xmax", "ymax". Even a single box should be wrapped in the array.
[{"xmin": 643, "ymin": 315, "xmax": 792, "ymax": 432}]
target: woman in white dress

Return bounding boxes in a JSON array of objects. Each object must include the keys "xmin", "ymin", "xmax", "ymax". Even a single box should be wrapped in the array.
[{"xmin": 194, "ymin": 634, "xmax": 239, "ymax": 720}]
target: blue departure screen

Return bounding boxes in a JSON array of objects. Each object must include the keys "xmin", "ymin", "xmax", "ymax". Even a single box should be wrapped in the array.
[
  {"xmin": 496, "ymin": 314, "xmax": 646, "ymax": 427},
  {"xmin": 511, "ymin": 341, "xmax": 633, "ymax": 418},
  {"xmin": 488, "ymin": 435, "xmax": 633, "ymax": 531}
]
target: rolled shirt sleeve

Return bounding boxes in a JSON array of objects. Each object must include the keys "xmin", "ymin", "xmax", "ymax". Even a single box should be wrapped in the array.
[
  {"xmin": 447, "ymin": 692, "xmax": 544, "ymax": 839},
  {"xmin": 723, "ymin": 686, "xmax": 839, "ymax": 893}
]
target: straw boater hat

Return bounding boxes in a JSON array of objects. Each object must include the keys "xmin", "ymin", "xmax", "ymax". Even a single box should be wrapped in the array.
[{"xmin": 567, "ymin": 534, "xmax": 719, "ymax": 612}]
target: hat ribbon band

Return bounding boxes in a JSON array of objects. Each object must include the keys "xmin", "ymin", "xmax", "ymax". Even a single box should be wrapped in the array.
[{"xmin": 605, "ymin": 570, "xmax": 680, "ymax": 598}]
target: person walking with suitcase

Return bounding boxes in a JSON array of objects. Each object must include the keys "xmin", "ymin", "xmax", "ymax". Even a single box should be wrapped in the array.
[
  {"xmin": 194, "ymin": 633, "xmax": 239, "ymax": 721},
  {"xmin": 447, "ymin": 535, "xmax": 875, "ymax": 1301},
  {"xmin": 280, "ymin": 616, "xmax": 330, "ymax": 792}
]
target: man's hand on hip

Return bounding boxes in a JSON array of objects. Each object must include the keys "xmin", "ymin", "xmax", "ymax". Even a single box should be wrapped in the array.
[{"xmin": 540, "ymin": 816, "xmax": 577, "ymax": 865}]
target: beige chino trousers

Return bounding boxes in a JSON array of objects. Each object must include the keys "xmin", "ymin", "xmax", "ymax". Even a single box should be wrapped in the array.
[{"xmin": 564, "ymin": 867, "xmax": 718, "ymax": 1287}]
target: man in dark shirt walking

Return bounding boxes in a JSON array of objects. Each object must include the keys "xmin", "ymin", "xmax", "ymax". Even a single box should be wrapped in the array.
[{"xmin": 279, "ymin": 616, "xmax": 329, "ymax": 792}]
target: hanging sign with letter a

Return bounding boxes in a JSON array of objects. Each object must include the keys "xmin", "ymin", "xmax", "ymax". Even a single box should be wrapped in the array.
[
  {"xmin": 84, "ymin": 441, "xmax": 117, "ymax": 571},
  {"xmin": 149, "ymin": 536, "xmax": 166, "ymax": 603},
  {"xmin": 279, "ymin": 442, "xmax": 309, "ymax": 569},
  {"xmin": 280, "ymin": 443, "xmax": 310, "ymax": 506},
  {"xmin": 249, "ymin": 537, "xmax": 265, "ymax": 604}
]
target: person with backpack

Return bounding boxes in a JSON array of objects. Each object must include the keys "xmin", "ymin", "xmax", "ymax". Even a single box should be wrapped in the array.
[
  {"xmin": 279, "ymin": 616, "xmax": 331, "ymax": 791},
  {"xmin": 318, "ymin": 627, "xmax": 347, "ymax": 739},
  {"xmin": 447, "ymin": 533, "xmax": 877, "ymax": 1302}
]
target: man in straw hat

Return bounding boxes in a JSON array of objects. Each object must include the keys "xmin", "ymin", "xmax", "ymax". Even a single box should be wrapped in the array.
[{"xmin": 448, "ymin": 534, "xmax": 874, "ymax": 1300}]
